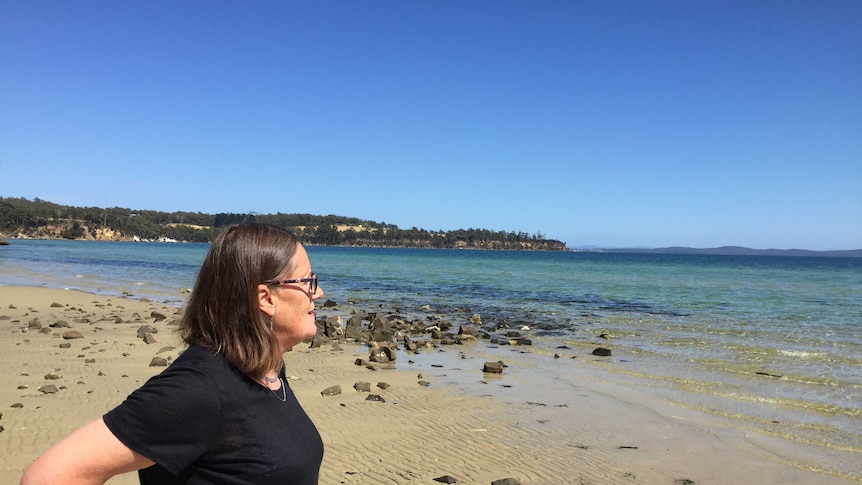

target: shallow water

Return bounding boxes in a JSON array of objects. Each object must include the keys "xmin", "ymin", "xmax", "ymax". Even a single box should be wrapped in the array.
[{"xmin": 1, "ymin": 239, "xmax": 860, "ymax": 469}]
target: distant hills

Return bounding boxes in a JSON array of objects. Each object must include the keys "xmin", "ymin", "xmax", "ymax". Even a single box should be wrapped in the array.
[
  {"xmin": 581, "ymin": 246, "xmax": 862, "ymax": 258},
  {"xmin": 0, "ymin": 197, "xmax": 567, "ymax": 251}
]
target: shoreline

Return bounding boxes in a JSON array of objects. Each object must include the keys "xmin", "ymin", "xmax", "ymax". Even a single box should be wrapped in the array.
[{"xmin": 1, "ymin": 286, "xmax": 860, "ymax": 484}]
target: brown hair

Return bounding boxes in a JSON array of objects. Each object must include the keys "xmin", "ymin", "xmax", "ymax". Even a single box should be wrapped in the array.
[{"xmin": 179, "ymin": 222, "xmax": 300, "ymax": 378}]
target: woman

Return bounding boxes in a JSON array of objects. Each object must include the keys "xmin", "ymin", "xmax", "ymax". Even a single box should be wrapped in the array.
[{"xmin": 22, "ymin": 223, "xmax": 325, "ymax": 484}]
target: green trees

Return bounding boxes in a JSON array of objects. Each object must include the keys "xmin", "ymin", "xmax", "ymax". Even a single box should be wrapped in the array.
[{"xmin": 0, "ymin": 197, "xmax": 567, "ymax": 250}]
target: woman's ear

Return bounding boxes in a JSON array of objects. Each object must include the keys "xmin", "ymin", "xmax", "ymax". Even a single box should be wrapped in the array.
[{"xmin": 257, "ymin": 284, "xmax": 276, "ymax": 317}]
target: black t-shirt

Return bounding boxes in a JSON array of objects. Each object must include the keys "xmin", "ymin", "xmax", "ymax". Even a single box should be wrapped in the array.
[{"xmin": 103, "ymin": 344, "xmax": 323, "ymax": 484}]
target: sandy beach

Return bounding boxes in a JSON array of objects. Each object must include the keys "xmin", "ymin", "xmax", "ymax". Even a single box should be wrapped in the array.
[{"xmin": 1, "ymin": 286, "xmax": 858, "ymax": 485}]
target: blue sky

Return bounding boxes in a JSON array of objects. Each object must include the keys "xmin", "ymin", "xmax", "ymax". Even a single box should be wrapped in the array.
[{"xmin": 1, "ymin": 1, "xmax": 859, "ymax": 250}]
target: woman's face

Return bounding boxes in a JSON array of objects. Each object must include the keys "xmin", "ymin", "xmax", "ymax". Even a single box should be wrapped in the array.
[{"xmin": 268, "ymin": 244, "xmax": 324, "ymax": 351}]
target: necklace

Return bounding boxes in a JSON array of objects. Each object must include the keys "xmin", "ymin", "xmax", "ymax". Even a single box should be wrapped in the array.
[{"xmin": 269, "ymin": 377, "xmax": 286, "ymax": 402}]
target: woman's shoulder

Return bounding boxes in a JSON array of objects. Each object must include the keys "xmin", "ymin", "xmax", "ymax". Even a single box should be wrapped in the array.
[{"xmin": 161, "ymin": 344, "xmax": 244, "ymax": 387}]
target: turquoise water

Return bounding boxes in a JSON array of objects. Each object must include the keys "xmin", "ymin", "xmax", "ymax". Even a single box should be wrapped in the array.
[{"xmin": 2, "ymin": 239, "xmax": 861, "ymax": 461}]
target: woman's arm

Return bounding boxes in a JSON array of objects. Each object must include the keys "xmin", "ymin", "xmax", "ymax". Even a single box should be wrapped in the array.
[{"xmin": 20, "ymin": 417, "xmax": 155, "ymax": 485}]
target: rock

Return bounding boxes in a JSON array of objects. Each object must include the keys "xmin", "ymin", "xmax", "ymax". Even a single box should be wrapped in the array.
[
  {"xmin": 136, "ymin": 325, "xmax": 158, "ymax": 337},
  {"xmin": 50, "ymin": 302, "xmax": 64, "ymax": 308},
  {"xmin": 354, "ymin": 358, "xmax": 368, "ymax": 367},
  {"xmin": 370, "ymin": 314, "xmax": 393, "ymax": 342},
  {"xmin": 321, "ymin": 385, "xmax": 342, "ymax": 397},
  {"xmin": 308, "ymin": 336, "xmax": 331, "ymax": 348},
  {"xmin": 322, "ymin": 299, "xmax": 338, "ymax": 308},
  {"xmin": 456, "ymin": 333, "xmax": 478, "ymax": 344},
  {"xmin": 62, "ymin": 330, "xmax": 83, "ymax": 340},
  {"xmin": 492, "ymin": 479, "xmax": 521, "ymax": 485},
  {"xmin": 38, "ymin": 385, "xmax": 59, "ymax": 394},
  {"xmin": 418, "ymin": 380, "xmax": 431, "ymax": 387},
  {"xmin": 142, "ymin": 332, "xmax": 157, "ymax": 344},
  {"xmin": 592, "ymin": 347, "xmax": 612, "ymax": 356},
  {"xmin": 511, "ymin": 338, "xmax": 532, "ymax": 346},
  {"xmin": 149, "ymin": 357, "xmax": 169, "ymax": 367},
  {"xmin": 353, "ymin": 382, "xmax": 371, "ymax": 392},
  {"xmin": 28, "ymin": 319, "xmax": 42, "ymax": 330},
  {"xmin": 50, "ymin": 320, "xmax": 70, "ymax": 328},
  {"xmin": 366, "ymin": 394, "xmax": 385, "ymax": 402},
  {"xmin": 322, "ymin": 315, "xmax": 343, "ymax": 339},
  {"xmin": 469, "ymin": 314, "xmax": 482, "ymax": 325},
  {"xmin": 377, "ymin": 382, "xmax": 390, "ymax": 390},
  {"xmin": 44, "ymin": 372, "xmax": 62, "ymax": 380},
  {"xmin": 59, "ymin": 342, "xmax": 72, "ymax": 349},
  {"xmin": 433, "ymin": 476, "xmax": 457, "ymax": 484},
  {"xmin": 151, "ymin": 311, "xmax": 167, "ymax": 322},
  {"xmin": 483, "ymin": 361, "xmax": 504, "ymax": 374},
  {"xmin": 369, "ymin": 346, "xmax": 396, "ymax": 363},
  {"xmin": 11, "ymin": 403, "xmax": 24, "ymax": 408}
]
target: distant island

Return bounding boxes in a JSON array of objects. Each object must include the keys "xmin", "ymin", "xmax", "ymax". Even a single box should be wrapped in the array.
[
  {"xmin": 577, "ymin": 246, "xmax": 862, "ymax": 258},
  {"xmin": 0, "ymin": 197, "xmax": 567, "ymax": 251}
]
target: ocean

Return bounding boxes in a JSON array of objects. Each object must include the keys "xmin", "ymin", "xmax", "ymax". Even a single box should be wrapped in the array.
[{"xmin": 1, "ymin": 239, "xmax": 861, "ymax": 467}]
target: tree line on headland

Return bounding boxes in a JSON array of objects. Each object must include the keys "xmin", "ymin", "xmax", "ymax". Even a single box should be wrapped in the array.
[{"xmin": 0, "ymin": 197, "xmax": 567, "ymax": 251}]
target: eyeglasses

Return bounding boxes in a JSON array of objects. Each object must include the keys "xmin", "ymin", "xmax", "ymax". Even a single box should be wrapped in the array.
[{"xmin": 266, "ymin": 273, "xmax": 318, "ymax": 294}]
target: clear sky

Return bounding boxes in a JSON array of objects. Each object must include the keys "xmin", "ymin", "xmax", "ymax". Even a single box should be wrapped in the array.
[{"xmin": 1, "ymin": 1, "xmax": 860, "ymax": 250}]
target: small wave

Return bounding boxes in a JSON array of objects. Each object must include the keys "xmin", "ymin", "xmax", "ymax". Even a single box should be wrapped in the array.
[{"xmin": 779, "ymin": 349, "xmax": 827, "ymax": 358}]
